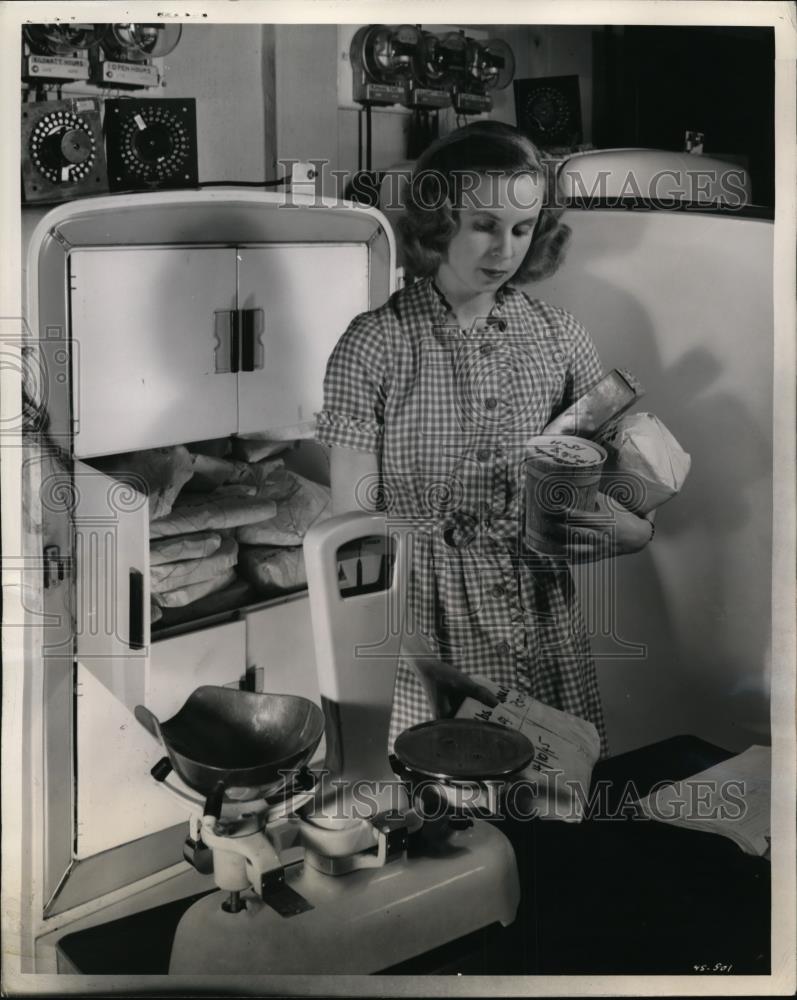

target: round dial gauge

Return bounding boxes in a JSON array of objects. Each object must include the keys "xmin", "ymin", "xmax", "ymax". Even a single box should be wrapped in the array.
[
  {"xmin": 28, "ymin": 110, "xmax": 97, "ymax": 184},
  {"xmin": 524, "ymin": 86, "xmax": 572, "ymax": 138},
  {"xmin": 115, "ymin": 105, "xmax": 191, "ymax": 182}
]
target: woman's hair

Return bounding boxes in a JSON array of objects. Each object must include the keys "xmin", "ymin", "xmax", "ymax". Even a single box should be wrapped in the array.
[{"xmin": 397, "ymin": 120, "xmax": 571, "ymax": 283}]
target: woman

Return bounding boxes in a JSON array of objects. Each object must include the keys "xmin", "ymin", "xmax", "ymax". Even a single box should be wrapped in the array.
[{"xmin": 316, "ymin": 122, "xmax": 654, "ymax": 755}]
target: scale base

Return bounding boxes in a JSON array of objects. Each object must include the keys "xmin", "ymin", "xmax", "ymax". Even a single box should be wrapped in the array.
[{"xmin": 169, "ymin": 821, "xmax": 519, "ymax": 974}]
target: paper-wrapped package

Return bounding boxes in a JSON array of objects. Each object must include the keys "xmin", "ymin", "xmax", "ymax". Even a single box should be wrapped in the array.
[
  {"xmin": 250, "ymin": 458, "xmax": 299, "ymax": 501},
  {"xmin": 597, "ymin": 412, "xmax": 691, "ymax": 515},
  {"xmin": 185, "ymin": 437, "xmax": 233, "ymax": 459},
  {"xmin": 232, "ymin": 420, "xmax": 315, "ymax": 462},
  {"xmin": 153, "ymin": 567, "xmax": 238, "ymax": 608},
  {"xmin": 184, "ymin": 453, "xmax": 258, "ymax": 493},
  {"xmin": 237, "ymin": 473, "xmax": 331, "ymax": 546},
  {"xmin": 176, "ymin": 484, "xmax": 258, "ymax": 501},
  {"xmin": 151, "ymin": 537, "xmax": 239, "ymax": 593},
  {"xmin": 239, "ymin": 545, "xmax": 307, "ymax": 595},
  {"xmin": 232, "ymin": 438, "xmax": 292, "ymax": 462},
  {"xmin": 150, "ymin": 530, "xmax": 222, "ymax": 565},
  {"xmin": 91, "ymin": 445, "xmax": 194, "ymax": 520},
  {"xmin": 456, "ymin": 676, "xmax": 601, "ymax": 823},
  {"xmin": 149, "ymin": 495, "xmax": 277, "ymax": 538}
]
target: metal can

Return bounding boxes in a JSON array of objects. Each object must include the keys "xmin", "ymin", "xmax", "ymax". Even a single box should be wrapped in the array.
[{"xmin": 523, "ymin": 436, "xmax": 607, "ymax": 554}]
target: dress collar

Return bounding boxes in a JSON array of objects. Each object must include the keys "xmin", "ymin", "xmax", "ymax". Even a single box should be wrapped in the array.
[{"xmin": 424, "ymin": 276, "xmax": 511, "ymax": 323}]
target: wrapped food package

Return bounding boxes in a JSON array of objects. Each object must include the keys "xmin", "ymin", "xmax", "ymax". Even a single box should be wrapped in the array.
[
  {"xmin": 151, "ymin": 537, "xmax": 239, "ymax": 593},
  {"xmin": 247, "ymin": 459, "xmax": 295, "ymax": 497},
  {"xmin": 183, "ymin": 453, "xmax": 258, "ymax": 493},
  {"xmin": 232, "ymin": 438, "xmax": 292, "ymax": 463},
  {"xmin": 150, "ymin": 530, "xmax": 222, "ymax": 566},
  {"xmin": 91, "ymin": 445, "xmax": 194, "ymax": 520},
  {"xmin": 231, "ymin": 420, "xmax": 315, "ymax": 462},
  {"xmin": 239, "ymin": 545, "xmax": 307, "ymax": 595},
  {"xmin": 184, "ymin": 437, "xmax": 233, "ymax": 459},
  {"xmin": 153, "ymin": 567, "xmax": 238, "ymax": 608},
  {"xmin": 176, "ymin": 483, "xmax": 257, "ymax": 502},
  {"xmin": 149, "ymin": 495, "xmax": 277, "ymax": 538},
  {"xmin": 597, "ymin": 412, "xmax": 691, "ymax": 515},
  {"xmin": 236, "ymin": 473, "xmax": 331, "ymax": 546}
]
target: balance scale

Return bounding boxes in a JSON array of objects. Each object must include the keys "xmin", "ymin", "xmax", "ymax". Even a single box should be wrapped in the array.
[{"xmin": 135, "ymin": 512, "xmax": 532, "ymax": 975}]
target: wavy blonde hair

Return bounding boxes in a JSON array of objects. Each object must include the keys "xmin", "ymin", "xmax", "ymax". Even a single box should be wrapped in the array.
[{"xmin": 397, "ymin": 121, "xmax": 571, "ymax": 283}]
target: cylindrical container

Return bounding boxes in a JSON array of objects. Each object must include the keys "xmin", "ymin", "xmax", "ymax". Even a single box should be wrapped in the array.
[
  {"xmin": 523, "ymin": 436, "xmax": 607, "ymax": 554},
  {"xmin": 544, "ymin": 368, "xmax": 644, "ymax": 439}
]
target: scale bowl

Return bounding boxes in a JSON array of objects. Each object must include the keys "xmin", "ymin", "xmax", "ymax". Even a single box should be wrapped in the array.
[
  {"xmin": 394, "ymin": 718, "xmax": 533, "ymax": 782},
  {"xmin": 135, "ymin": 686, "xmax": 324, "ymax": 799}
]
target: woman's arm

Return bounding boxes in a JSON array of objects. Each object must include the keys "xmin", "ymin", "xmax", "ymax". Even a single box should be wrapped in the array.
[
  {"xmin": 546, "ymin": 493, "xmax": 655, "ymax": 562},
  {"xmin": 329, "ymin": 446, "xmax": 379, "ymax": 515}
]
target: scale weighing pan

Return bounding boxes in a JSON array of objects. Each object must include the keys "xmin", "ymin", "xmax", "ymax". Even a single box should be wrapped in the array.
[
  {"xmin": 394, "ymin": 718, "xmax": 533, "ymax": 782},
  {"xmin": 135, "ymin": 685, "xmax": 324, "ymax": 800}
]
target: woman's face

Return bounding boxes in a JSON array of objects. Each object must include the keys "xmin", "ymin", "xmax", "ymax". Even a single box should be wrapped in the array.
[{"xmin": 437, "ymin": 171, "xmax": 545, "ymax": 298}]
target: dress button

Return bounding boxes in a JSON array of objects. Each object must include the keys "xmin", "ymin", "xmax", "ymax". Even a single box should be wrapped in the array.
[
  {"xmin": 553, "ymin": 350, "xmax": 565, "ymax": 363},
  {"xmin": 496, "ymin": 640, "xmax": 511, "ymax": 655},
  {"xmin": 477, "ymin": 448, "xmax": 491, "ymax": 462},
  {"xmin": 493, "ymin": 583, "xmax": 506, "ymax": 597},
  {"xmin": 485, "ymin": 397, "xmax": 498, "ymax": 410},
  {"xmin": 479, "ymin": 342, "xmax": 492, "ymax": 356}
]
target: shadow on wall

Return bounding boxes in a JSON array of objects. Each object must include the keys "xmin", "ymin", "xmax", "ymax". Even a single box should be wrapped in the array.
[{"xmin": 529, "ymin": 207, "xmax": 774, "ymax": 754}]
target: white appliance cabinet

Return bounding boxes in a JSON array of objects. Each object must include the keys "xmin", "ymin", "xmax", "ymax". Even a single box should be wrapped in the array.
[{"xmin": 21, "ymin": 191, "xmax": 394, "ymax": 948}]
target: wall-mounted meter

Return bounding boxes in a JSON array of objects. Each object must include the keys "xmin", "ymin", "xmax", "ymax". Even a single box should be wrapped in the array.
[
  {"xmin": 349, "ymin": 25, "xmax": 514, "ymax": 114},
  {"xmin": 91, "ymin": 23, "xmax": 182, "ymax": 89},
  {"xmin": 407, "ymin": 32, "xmax": 456, "ymax": 109},
  {"xmin": 350, "ymin": 24, "xmax": 423, "ymax": 106},
  {"xmin": 104, "ymin": 98, "xmax": 198, "ymax": 192},
  {"xmin": 453, "ymin": 38, "xmax": 515, "ymax": 114},
  {"xmin": 21, "ymin": 98, "xmax": 108, "ymax": 203},
  {"xmin": 22, "ymin": 23, "xmax": 101, "ymax": 83}
]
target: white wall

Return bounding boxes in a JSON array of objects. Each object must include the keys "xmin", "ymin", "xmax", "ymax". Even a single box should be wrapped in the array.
[
  {"xmin": 498, "ymin": 24, "xmax": 594, "ymax": 143},
  {"xmin": 161, "ymin": 23, "xmax": 272, "ymax": 183},
  {"xmin": 530, "ymin": 209, "xmax": 773, "ymax": 755}
]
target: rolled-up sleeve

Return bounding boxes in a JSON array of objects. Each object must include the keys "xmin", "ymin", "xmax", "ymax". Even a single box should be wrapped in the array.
[{"xmin": 315, "ymin": 312, "xmax": 389, "ymax": 454}]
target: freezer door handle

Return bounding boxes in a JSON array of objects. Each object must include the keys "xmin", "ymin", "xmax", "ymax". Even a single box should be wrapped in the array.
[
  {"xmin": 240, "ymin": 308, "xmax": 264, "ymax": 372},
  {"xmin": 214, "ymin": 310, "xmax": 239, "ymax": 373},
  {"xmin": 214, "ymin": 309, "xmax": 264, "ymax": 373},
  {"xmin": 129, "ymin": 568, "xmax": 145, "ymax": 650}
]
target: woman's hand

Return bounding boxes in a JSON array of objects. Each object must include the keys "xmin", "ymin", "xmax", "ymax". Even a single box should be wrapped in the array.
[
  {"xmin": 542, "ymin": 409, "xmax": 579, "ymax": 436},
  {"xmin": 400, "ymin": 632, "xmax": 498, "ymax": 718},
  {"xmin": 544, "ymin": 493, "xmax": 655, "ymax": 563}
]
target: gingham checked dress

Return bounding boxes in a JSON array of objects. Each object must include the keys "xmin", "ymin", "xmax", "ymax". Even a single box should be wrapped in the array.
[{"xmin": 316, "ymin": 277, "xmax": 608, "ymax": 756}]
